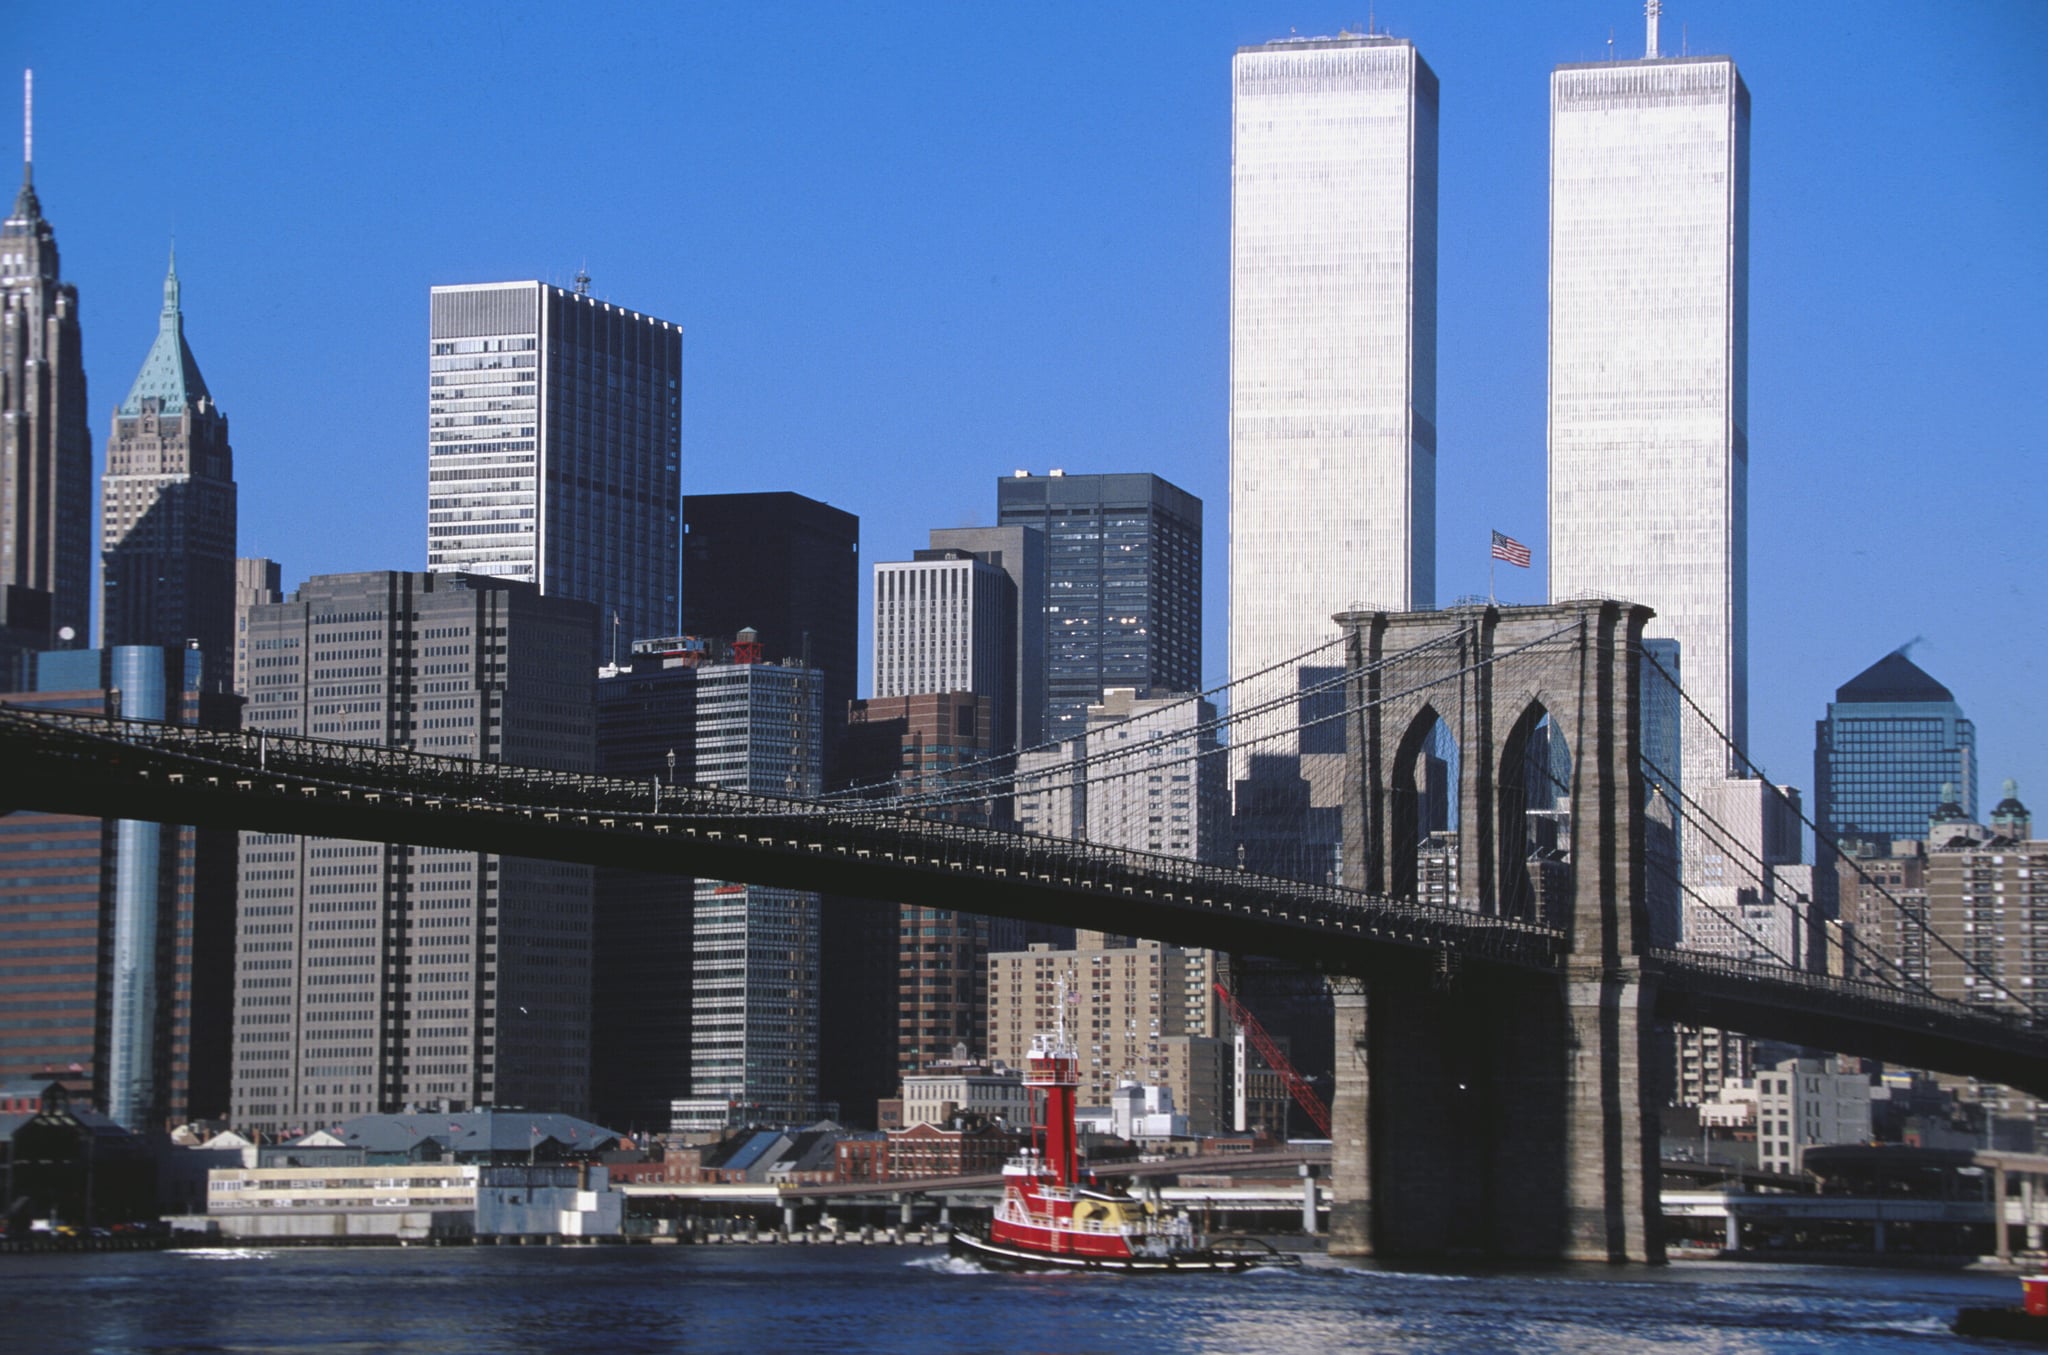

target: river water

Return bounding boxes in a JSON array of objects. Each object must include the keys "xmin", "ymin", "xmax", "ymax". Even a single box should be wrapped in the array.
[{"xmin": 1, "ymin": 1245, "xmax": 2027, "ymax": 1353}]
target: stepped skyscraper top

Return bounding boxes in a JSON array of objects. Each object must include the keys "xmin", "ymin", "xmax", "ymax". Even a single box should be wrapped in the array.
[{"xmin": 1, "ymin": 69, "xmax": 93, "ymax": 652}]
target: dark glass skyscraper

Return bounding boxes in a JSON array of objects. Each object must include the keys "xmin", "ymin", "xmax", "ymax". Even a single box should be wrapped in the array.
[
  {"xmin": 427, "ymin": 281, "xmax": 682, "ymax": 644},
  {"xmin": 681, "ymin": 491, "xmax": 858, "ymax": 776},
  {"xmin": 995, "ymin": 472, "xmax": 1201, "ymax": 743},
  {"xmin": 102, "ymin": 254, "xmax": 236, "ymax": 687},
  {"xmin": 1814, "ymin": 650, "xmax": 1976, "ymax": 914}
]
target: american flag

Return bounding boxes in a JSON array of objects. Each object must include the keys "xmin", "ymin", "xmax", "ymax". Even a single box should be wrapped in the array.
[{"xmin": 1490, "ymin": 531, "xmax": 1532, "ymax": 568}]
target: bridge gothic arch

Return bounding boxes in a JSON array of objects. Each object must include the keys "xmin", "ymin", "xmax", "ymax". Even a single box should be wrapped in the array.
[
  {"xmin": 1387, "ymin": 703, "xmax": 1460, "ymax": 905},
  {"xmin": 1494, "ymin": 697, "xmax": 1574, "ymax": 930},
  {"xmin": 1334, "ymin": 599, "xmax": 1661, "ymax": 1263}
]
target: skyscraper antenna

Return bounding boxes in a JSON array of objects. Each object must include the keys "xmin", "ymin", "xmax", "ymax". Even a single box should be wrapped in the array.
[
  {"xmin": 1645, "ymin": 0, "xmax": 1662, "ymax": 59},
  {"xmin": 22, "ymin": 69, "xmax": 31, "ymax": 174},
  {"xmin": 574, "ymin": 263, "xmax": 591, "ymax": 296}
]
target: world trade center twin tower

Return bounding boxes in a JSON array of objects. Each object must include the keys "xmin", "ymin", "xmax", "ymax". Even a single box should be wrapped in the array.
[{"xmin": 1229, "ymin": 26, "xmax": 1749, "ymax": 781}]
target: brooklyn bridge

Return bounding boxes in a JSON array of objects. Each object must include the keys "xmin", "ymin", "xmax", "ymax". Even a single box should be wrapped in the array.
[{"xmin": 3, "ymin": 598, "xmax": 2041, "ymax": 1262}]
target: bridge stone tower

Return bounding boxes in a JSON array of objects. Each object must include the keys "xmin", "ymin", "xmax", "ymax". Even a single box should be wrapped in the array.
[{"xmin": 1328, "ymin": 599, "xmax": 1660, "ymax": 1262}]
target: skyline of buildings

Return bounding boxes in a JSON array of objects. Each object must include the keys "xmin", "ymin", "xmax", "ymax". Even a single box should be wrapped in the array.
[{"xmin": 0, "ymin": 15, "xmax": 2037, "ymax": 1151}]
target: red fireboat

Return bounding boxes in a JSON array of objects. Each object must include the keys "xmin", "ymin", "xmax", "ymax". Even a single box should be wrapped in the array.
[{"xmin": 950, "ymin": 1009, "xmax": 1298, "ymax": 1274}]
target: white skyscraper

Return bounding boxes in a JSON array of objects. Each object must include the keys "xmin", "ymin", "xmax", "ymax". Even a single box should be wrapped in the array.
[
  {"xmin": 1229, "ymin": 33, "xmax": 1438, "ymax": 689},
  {"xmin": 1548, "ymin": 38, "xmax": 1750, "ymax": 766},
  {"xmin": 872, "ymin": 552, "xmax": 1015, "ymax": 747},
  {"xmin": 427, "ymin": 281, "xmax": 682, "ymax": 644}
]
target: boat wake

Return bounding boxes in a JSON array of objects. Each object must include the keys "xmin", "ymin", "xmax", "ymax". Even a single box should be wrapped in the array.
[{"xmin": 907, "ymin": 1253, "xmax": 992, "ymax": 1276}]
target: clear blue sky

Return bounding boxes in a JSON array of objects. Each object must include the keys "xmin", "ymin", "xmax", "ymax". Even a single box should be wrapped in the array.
[{"xmin": 11, "ymin": 2, "xmax": 2045, "ymax": 814}]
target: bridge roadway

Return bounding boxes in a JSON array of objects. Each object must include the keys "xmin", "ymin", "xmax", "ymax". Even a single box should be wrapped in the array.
[{"xmin": 3, "ymin": 704, "xmax": 2046, "ymax": 1093}]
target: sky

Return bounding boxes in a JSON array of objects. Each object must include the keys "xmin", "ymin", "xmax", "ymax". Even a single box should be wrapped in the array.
[{"xmin": 10, "ymin": 1, "xmax": 2045, "ymax": 814}]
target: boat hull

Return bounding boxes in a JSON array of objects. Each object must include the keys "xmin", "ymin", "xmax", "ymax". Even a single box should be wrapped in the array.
[
  {"xmin": 949, "ymin": 1227, "xmax": 1298, "ymax": 1274},
  {"xmin": 1955, "ymin": 1306, "xmax": 2048, "ymax": 1343}
]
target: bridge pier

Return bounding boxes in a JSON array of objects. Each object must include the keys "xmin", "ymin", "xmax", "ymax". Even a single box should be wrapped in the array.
[
  {"xmin": 1329, "ymin": 989, "xmax": 1372, "ymax": 1252},
  {"xmin": 1331, "ymin": 600, "xmax": 1662, "ymax": 1263}
]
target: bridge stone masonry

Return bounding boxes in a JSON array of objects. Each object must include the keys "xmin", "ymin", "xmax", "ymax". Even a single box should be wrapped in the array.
[
  {"xmin": 1329, "ymin": 599, "xmax": 1660, "ymax": 1262},
  {"xmin": 3, "ymin": 598, "xmax": 2047, "ymax": 1264}
]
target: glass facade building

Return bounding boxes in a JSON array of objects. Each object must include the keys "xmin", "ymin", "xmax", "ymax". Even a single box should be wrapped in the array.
[
  {"xmin": 995, "ymin": 471, "xmax": 1201, "ymax": 745},
  {"xmin": 1229, "ymin": 34, "xmax": 1438, "ymax": 726},
  {"xmin": 1548, "ymin": 54, "xmax": 1751, "ymax": 768},
  {"xmin": 1813, "ymin": 651, "xmax": 1976, "ymax": 915},
  {"xmin": 427, "ymin": 282, "xmax": 682, "ymax": 644}
]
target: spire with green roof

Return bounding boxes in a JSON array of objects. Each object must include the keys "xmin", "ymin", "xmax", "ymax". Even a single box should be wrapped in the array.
[{"xmin": 120, "ymin": 247, "xmax": 212, "ymax": 417}]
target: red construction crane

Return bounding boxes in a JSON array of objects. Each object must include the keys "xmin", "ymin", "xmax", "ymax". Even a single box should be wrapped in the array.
[{"xmin": 1213, "ymin": 982, "xmax": 1331, "ymax": 1137}]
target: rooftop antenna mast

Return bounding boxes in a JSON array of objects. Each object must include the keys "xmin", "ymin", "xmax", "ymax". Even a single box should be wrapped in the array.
[
  {"xmin": 22, "ymin": 69, "xmax": 31, "ymax": 176},
  {"xmin": 1645, "ymin": 0, "xmax": 1662, "ymax": 59},
  {"xmin": 573, "ymin": 261, "xmax": 591, "ymax": 296}
]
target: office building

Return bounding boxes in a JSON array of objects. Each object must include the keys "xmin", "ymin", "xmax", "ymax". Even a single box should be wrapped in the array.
[
  {"xmin": 1756, "ymin": 1058, "xmax": 1874, "ymax": 1175},
  {"xmin": 927, "ymin": 524, "xmax": 1046, "ymax": 751},
  {"xmin": 591, "ymin": 634, "xmax": 717, "ymax": 1133},
  {"xmin": 101, "ymin": 254, "xmax": 236, "ymax": 684},
  {"xmin": 1548, "ymin": 35, "xmax": 1751, "ymax": 768},
  {"xmin": 1229, "ymin": 33, "xmax": 1437, "ymax": 724},
  {"xmin": 1923, "ymin": 785, "xmax": 2039, "ymax": 1012},
  {"xmin": 996, "ymin": 471, "xmax": 1200, "ymax": 744},
  {"xmin": 681, "ymin": 492, "xmax": 858, "ymax": 779},
  {"xmin": 1, "ymin": 76, "xmax": 92, "ymax": 653},
  {"xmin": 841, "ymin": 691, "xmax": 1021, "ymax": 1083},
  {"xmin": 231, "ymin": 557, "xmax": 282, "ymax": 699},
  {"xmin": 669, "ymin": 652, "xmax": 826, "ymax": 1132},
  {"xmin": 1916, "ymin": 785, "xmax": 2046, "ymax": 1142},
  {"xmin": 230, "ymin": 572, "xmax": 597, "ymax": 1134},
  {"xmin": 1836, "ymin": 836, "xmax": 1931, "ymax": 992},
  {"xmin": 872, "ymin": 551, "xmax": 1015, "ymax": 752},
  {"xmin": 1229, "ymin": 37, "xmax": 1438, "ymax": 892},
  {"xmin": 986, "ymin": 939, "xmax": 1239, "ymax": 1136},
  {"xmin": 1079, "ymin": 687, "xmax": 1227, "ymax": 869},
  {"xmin": 988, "ymin": 688, "xmax": 1244, "ymax": 1133},
  {"xmin": 0, "ymin": 646, "xmax": 236, "ymax": 1128},
  {"xmin": 1814, "ymin": 650, "xmax": 1977, "ymax": 916},
  {"xmin": 1681, "ymin": 778, "xmax": 1810, "ymax": 966},
  {"xmin": 427, "ymin": 280, "xmax": 682, "ymax": 643}
]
